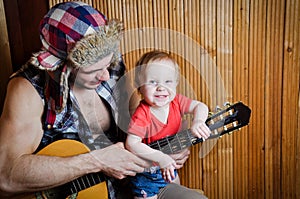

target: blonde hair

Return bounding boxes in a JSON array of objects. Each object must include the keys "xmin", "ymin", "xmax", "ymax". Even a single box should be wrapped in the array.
[{"xmin": 134, "ymin": 50, "xmax": 180, "ymax": 88}]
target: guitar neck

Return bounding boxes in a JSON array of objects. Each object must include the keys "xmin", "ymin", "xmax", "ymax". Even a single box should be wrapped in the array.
[
  {"xmin": 148, "ymin": 129, "xmax": 195, "ymax": 154},
  {"xmin": 66, "ymin": 172, "xmax": 106, "ymax": 194},
  {"xmin": 147, "ymin": 127, "xmax": 219, "ymax": 154},
  {"xmin": 36, "ymin": 169, "xmax": 106, "ymax": 198},
  {"xmin": 148, "ymin": 102, "xmax": 251, "ymax": 154}
]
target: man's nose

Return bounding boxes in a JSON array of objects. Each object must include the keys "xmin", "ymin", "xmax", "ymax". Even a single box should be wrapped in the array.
[{"xmin": 97, "ymin": 69, "xmax": 110, "ymax": 81}]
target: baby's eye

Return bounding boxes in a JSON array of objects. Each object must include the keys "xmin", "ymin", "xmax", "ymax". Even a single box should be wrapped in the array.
[
  {"xmin": 148, "ymin": 80, "xmax": 158, "ymax": 86},
  {"xmin": 165, "ymin": 80, "xmax": 173, "ymax": 84}
]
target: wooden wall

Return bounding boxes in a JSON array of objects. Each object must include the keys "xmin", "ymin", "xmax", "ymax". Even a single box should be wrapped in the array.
[
  {"xmin": 0, "ymin": 0, "xmax": 48, "ymax": 114},
  {"xmin": 1, "ymin": 0, "xmax": 299, "ymax": 198},
  {"xmin": 0, "ymin": 0, "xmax": 12, "ymax": 115}
]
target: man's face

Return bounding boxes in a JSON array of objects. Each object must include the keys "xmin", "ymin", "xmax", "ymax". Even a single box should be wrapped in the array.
[{"xmin": 73, "ymin": 53, "xmax": 113, "ymax": 89}]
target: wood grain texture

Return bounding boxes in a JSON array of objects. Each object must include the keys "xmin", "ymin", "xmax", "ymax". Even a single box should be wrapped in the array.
[{"xmin": 1, "ymin": 0, "xmax": 299, "ymax": 198}]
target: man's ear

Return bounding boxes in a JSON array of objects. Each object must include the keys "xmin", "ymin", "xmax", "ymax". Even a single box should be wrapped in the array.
[{"xmin": 68, "ymin": 67, "xmax": 79, "ymax": 82}]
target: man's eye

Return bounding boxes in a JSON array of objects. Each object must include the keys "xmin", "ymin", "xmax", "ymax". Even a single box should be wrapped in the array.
[{"xmin": 165, "ymin": 80, "xmax": 173, "ymax": 84}]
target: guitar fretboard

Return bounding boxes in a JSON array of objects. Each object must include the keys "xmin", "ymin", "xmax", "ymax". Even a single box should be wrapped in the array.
[
  {"xmin": 68, "ymin": 172, "xmax": 106, "ymax": 194},
  {"xmin": 38, "ymin": 172, "xmax": 106, "ymax": 198},
  {"xmin": 148, "ymin": 129, "xmax": 195, "ymax": 154}
]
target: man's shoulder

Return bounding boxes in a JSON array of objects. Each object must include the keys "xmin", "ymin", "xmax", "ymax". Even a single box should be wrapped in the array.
[
  {"xmin": 10, "ymin": 65, "xmax": 46, "ymax": 99},
  {"xmin": 8, "ymin": 76, "xmax": 32, "ymax": 92},
  {"xmin": 2, "ymin": 76, "xmax": 44, "ymax": 123},
  {"xmin": 7, "ymin": 77, "xmax": 41, "ymax": 102}
]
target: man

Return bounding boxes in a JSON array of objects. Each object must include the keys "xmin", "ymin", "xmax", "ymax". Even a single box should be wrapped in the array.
[{"xmin": 0, "ymin": 2, "xmax": 205, "ymax": 199}]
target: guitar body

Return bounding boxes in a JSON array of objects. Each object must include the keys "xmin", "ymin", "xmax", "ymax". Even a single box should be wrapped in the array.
[{"xmin": 27, "ymin": 140, "xmax": 108, "ymax": 199}]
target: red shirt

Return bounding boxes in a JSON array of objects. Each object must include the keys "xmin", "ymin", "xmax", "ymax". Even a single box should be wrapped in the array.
[{"xmin": 128, "ymin": 94, "xmax": 192, "ymax": 144}]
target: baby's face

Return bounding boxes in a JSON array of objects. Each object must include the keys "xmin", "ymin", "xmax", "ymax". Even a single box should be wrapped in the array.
[{"xmin": 139, "ymin": 59, "xmax": 178, "ymax": 108}]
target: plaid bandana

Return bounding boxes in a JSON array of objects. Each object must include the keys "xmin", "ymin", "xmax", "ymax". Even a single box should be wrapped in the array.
[
  {"xmin": 28, "ymin": 1, "xmax": 123, "ymax": 112},
  {"xmin": 38, "ymin": 1, "xmax": 107, "ymax": 70}
]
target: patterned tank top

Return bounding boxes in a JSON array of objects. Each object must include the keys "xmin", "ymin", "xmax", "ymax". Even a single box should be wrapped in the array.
[{"xmin": 11, "ymin": 63, "xmax": 127, "ymax": 151}]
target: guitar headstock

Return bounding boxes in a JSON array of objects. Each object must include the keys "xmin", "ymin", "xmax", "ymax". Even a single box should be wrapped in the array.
[{"xmin": 205, "ymin": 102, "xmax": 251, "ymax": 137}]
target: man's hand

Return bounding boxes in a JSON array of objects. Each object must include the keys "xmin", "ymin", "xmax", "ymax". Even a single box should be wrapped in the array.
[{"xmin": 90, "ymin": 142, "xmax": 150, "ymax": 179}]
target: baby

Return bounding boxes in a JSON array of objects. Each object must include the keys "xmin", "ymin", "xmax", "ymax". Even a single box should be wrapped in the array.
[{"xmin": 126, "ymin": 50, "xmax": 211, "ymax": 199}]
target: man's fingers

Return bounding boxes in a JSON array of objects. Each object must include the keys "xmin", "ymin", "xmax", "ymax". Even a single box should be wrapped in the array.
[
  {"xmin": 127, "ymin": 162, "xmax": 147, "ymax": 173},
  {"xmin": 131, "ymin": 156, "xmax": 151, "ymax": 169}
]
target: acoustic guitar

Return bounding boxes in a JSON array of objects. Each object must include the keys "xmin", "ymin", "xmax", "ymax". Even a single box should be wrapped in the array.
[
  {"xmin": 21, "ymin": 102, "xmax": 250, "ymax": 199},
  {"xmin": 148, "ymin": 101, "xmax": 251, "ymax": 153},
  {"xmin": 19, "ymin": 139, "xmax": 108, "ymax": 199}
]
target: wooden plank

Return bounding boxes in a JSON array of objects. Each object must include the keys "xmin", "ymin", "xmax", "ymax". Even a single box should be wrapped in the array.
[
  {"xmin": 137, "ymin": 0, "xmax": 154, "ymax": 55},
  {"xmin": 169, "ymin": 0, "xmax": 185, "ymax": 106},
  {"xmin": 264, "ymin": 0, "xmax": 285, "ymax": 198},
  {"xmin": 3, "ymin": 0, "xmax": 23, "ymax": 71},
  {"xmin": 181, "ymin": 0, "xmax": 203, "ymax": 190},
  {"xmin": 169, "ymin": 0, "xmax": 185, "ymax": 68},
  {"xmin": 199, "ymin": 0, "xmax": 218, "ymax": 198},
  {"xmin": 169, "ymin": 0, "xmax": 188, "ymax": 188},
  {"xmin": 216, "ymin": 0, "xmax": 234, "ymax": 198},
  {"xmin": 281, "ymin": 0, "xmax": 300, "ymax": 198},
  {"xmin": 297, "ymin": 93, "xmax": 300, "ymax": 199},
  {"xmin": 153, "ymin": 0, "xmax": 170, "ymax": 52},
  {"xmin": 204, "ymin": 0, "xmax": 217, "ymax": 109},
  {"xmin": 248, "ymin": 0, "xmax": 267, "ymax": 198},
  {"xmin": 3, "ymin": 0, "xmax": 47, "ymax": 71},
  {"xmin": 0, "ymin": 0, "xmax": 13, "ymax": 113},
  {"xmin": 120, "ymin": 0, "xmax": 139, "ymax": 71},
  {"xmin": 17, "ymin": 0, "xmax": 47, "ymax": 65},
  {"xmin": 232, "ymin": 0, "xmax": 250, "ymax": 198}
]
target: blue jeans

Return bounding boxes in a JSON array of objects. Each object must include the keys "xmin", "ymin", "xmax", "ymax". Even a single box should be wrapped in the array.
[{"xmin": 130, "ymin": 168, "xmax": 178, "ymax": 197}]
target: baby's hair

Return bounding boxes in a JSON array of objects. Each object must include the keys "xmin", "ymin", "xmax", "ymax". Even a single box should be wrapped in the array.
[{"xmin": 134, "ymin": 50, "xmax": 180, "ymax": 88}]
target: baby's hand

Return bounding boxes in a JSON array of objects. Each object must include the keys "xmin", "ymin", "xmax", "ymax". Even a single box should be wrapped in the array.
[
  {"xmin": 161, "ymin": 164, "xmax": 176, "ymax": 182},
  {"xmin": 158, "ymin": 154, "xmax": 177, "ymax": 182},
  {"xmin": 190, "ymin": 119, "xmax": 211, "ymax": 140}
]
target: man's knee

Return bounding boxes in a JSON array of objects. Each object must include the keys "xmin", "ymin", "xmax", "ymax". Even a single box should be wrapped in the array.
[{"xmin": 157, "ymin": 183, "xmax": 207, "ymax": 199}]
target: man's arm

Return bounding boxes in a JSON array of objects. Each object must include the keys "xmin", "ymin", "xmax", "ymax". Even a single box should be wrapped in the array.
[
  {"xmin": 0, "ymin": 77, "xmax": 148, "ymax": 197},
  {"xmin": 0, "ymin": 77, "xmax": 93, "ymax": 196}
]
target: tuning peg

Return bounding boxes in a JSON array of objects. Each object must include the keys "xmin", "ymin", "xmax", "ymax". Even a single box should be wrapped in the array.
[
  {"xmin": 215, "ymin": 105, "xmax": 222, "ymax": 112},
  {"xmin": 224, "ymin": 126, "xmax": 228, "ymax": 131},
  {"xmin": 223, "ymin": 101, "xmax": 231, "ymax": 107}
]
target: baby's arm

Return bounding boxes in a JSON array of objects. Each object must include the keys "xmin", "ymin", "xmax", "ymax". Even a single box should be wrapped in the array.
[
  {"xmin": 126, "ymin": 134, "xmax": 176, "ymax": 182},
  {"xmin": 188, "ymin": 101, "xmax": 211, "ymax": 140}
]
